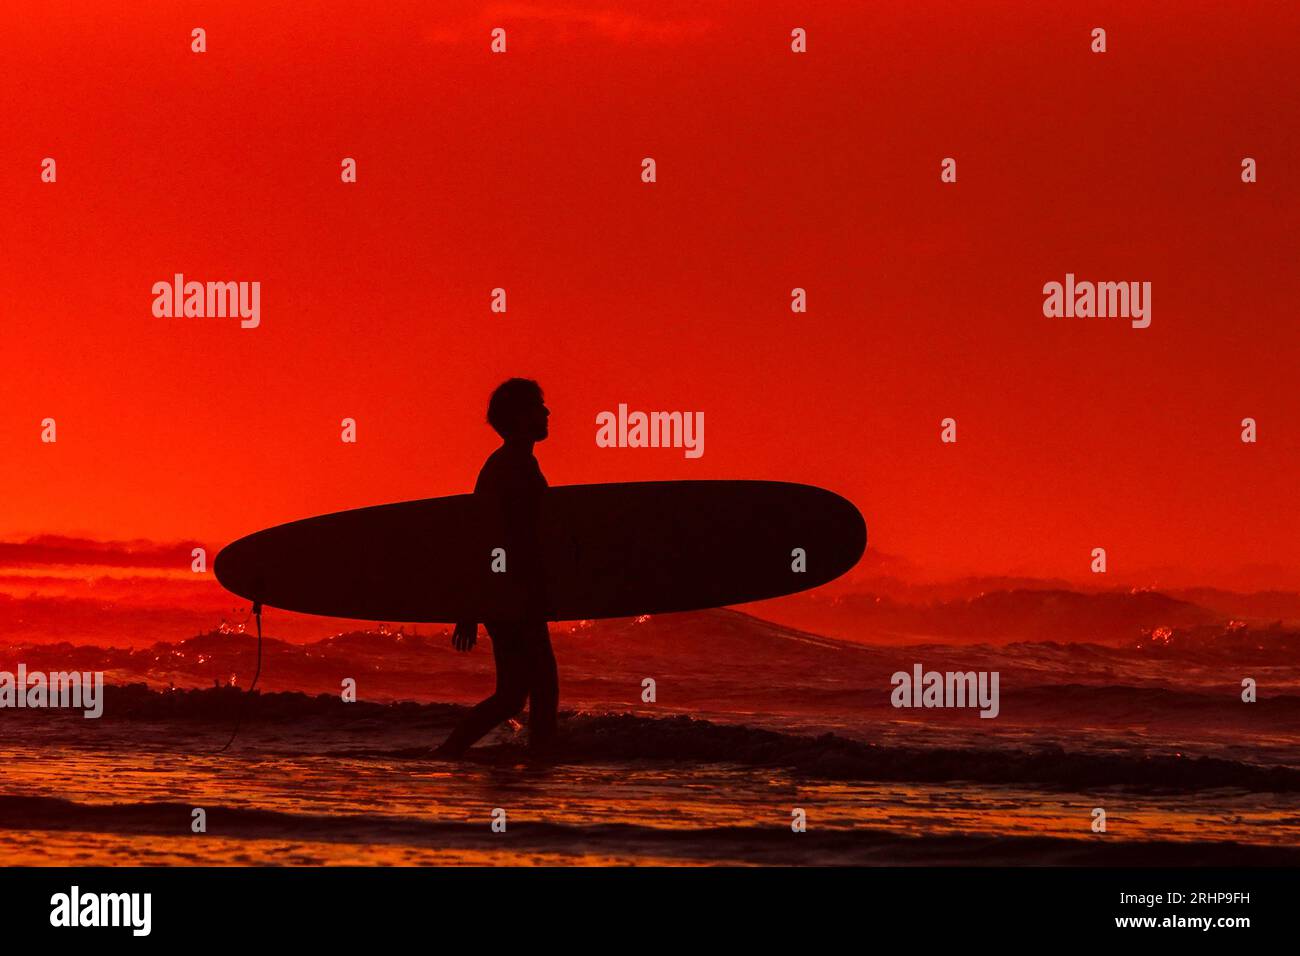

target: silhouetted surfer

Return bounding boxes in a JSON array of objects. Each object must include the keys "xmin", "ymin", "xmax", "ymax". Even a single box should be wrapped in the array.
[{"xmin": 434, "ymin": 379, "xmax": 557, "ymax": 758}]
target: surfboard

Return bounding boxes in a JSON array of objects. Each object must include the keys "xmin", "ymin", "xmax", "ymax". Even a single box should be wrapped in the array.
[{"xmin": 213, "ymin": 480, "xmax": 866, "ymax": 622}]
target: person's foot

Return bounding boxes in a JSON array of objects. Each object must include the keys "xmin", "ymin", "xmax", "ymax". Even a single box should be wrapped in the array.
[
  {"xmin": 525, "ymin": 738, "xmax": 559, "ymax": 761},
  {"xmin": 430, "ymin": 741, "xmax": 466, "ymax": 760}
]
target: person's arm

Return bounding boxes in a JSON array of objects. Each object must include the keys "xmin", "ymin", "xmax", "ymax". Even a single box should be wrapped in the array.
[{"xmin": 452, "ymin": 460, "xmax": 495, "ymax": 653}]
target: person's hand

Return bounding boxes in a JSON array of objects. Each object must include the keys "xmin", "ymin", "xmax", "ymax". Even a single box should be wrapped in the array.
[{"xmin": 452, "ymin": 621, "xmax": 477, "ymax": 652}]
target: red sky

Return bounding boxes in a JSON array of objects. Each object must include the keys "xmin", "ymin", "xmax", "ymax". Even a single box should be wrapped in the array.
[{"xmin": 2, "ymin": 1, "xmax": 1298, "ymax": 590}]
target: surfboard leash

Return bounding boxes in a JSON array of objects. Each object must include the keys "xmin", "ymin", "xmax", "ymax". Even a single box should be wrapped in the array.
[{"xmin": 214, "ymin": 600, "xmax": 264, "ymax": 754}]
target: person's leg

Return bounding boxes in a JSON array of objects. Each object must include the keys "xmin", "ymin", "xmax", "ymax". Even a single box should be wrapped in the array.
[
  {"xmin": 435, "ymin": 624, "xmax": 529, "ymax": 756},
  {"xmin": 525, "ymin": 622, "xmax": 559, "ymax": 751}
]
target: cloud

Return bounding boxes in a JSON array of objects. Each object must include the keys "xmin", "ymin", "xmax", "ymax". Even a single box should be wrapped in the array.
[{"xmin": 0, "ymin": 535, "xmax": 200, "ymax": 570}]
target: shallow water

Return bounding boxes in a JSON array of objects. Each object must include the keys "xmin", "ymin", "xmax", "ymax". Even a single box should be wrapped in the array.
[
  {"xmin": 3, "ymin": 610, "xmax": 1299, "ymax": 865},
  {"xmin": 2, "ymin": 711, "xmax": 1298, "ymax": 866}
]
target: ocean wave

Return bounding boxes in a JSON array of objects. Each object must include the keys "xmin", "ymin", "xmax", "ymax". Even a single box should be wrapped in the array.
[{"xmin": 8, "ymin": 684, "xmax": 1300, "ymax": 793}]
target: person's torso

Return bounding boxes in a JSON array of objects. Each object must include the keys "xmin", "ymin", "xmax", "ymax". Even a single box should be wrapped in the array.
[
  {"xmin": 473, "ymin": 445, "xmax": 547, "ymax": 500},
  {"xmin": 474, "ymin": 445, "xmax": 548, "ymax": 620}
]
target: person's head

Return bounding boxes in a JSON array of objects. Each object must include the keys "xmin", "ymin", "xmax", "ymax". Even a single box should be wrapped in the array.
[{"xmin": 487, "ymin": 378, "xmax": 549, "ymax": 442}]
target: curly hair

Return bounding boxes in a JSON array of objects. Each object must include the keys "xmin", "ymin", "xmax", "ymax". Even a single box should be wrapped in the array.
[{"xmin": 486, "ymin": 378, "xmax": 544, "ymax": 438}]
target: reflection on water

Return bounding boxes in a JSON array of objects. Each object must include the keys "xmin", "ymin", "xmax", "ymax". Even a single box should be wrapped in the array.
[{"xmin": 3, "ymin": 742, "xmax": 1297, "ymax": 865}]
